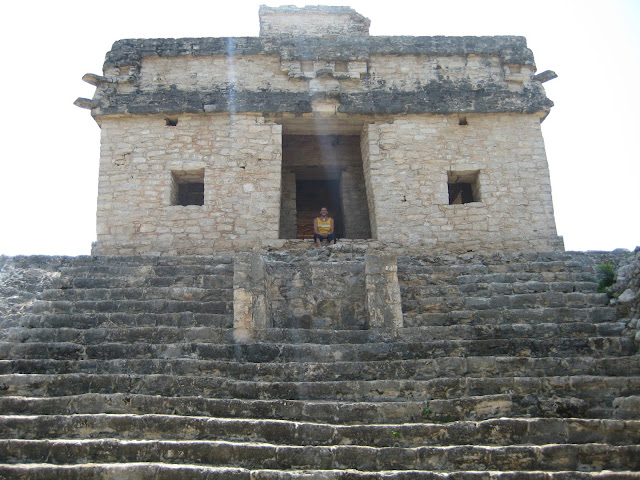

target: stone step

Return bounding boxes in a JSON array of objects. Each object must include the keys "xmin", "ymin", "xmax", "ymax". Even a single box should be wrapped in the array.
[
  {"xmin": 0, "ymin": 327, "xmax": 234, "ymax": 344},
  {"xmin": 0, "ymin": 394, "xmax": 485, "ymax": 423},
  {"xmin": 1, "ymin": 439, "xmax": 637, "ymax": 472},
  {"xmin": 3, "ymin": 307, "xmax": 617, "ymax": 331},
  {"xmin": 50, "ymin": 276, "xmax": 598, "ymax": 296},
  {"xmin": 1, "ymin": 312, "xmax": 233, "ymax": 329},
  {"xmin": 1, "ymin": 374, "xmax": 638, "ymax": 414},
  {"xmin": 454, "ymin": 270, "xmax": 599, "ymax": 284},
  {"xmin": 2, "ymin": 464, "xmax": 639, "ymax": 480},
  {"xmin": 51, "ymin": 274, "xmax": 233, "ymax": 289},
  {"xmin": 40, "ymin": 286, "xmax": 233, "ymax": 302},
  {"xmin": 401, "ymin": 280, "xmax": 599, "ymax": 297},
  {"xmin": 2, "ymin": 391, "xmax": 636, "ymax": 424},
  {"xmin": 398, "ymin": 270, "xmax": 599, "ymax": 286},
  {"xmin": 397, "ymin": 259, "xmax": 598, "ymax": 276},
  {"xmin": 402, "ymin": 249, "xmax": 613, "ymax": 264},
  {"xmin": 404, "ymin": 306, "xmax": 617, "ymax": 327},
  {"xmin": 0, "ymin": 336, "xmax": 634, "ymax": 361},
  {"xmin": 57, "ymin": 262, "xmax": 234, "ymax": 278},
  {"xmin": 29, "ymin": 299, "xmax": 233, "ymax": 315},
  {"xmin": 401, "ymin": 292, "xmax": 608, "ymax": 314},
  {"xmin": 2, "ymin": 414, "xmax": 639, "ymax": 447},
  {"xmin": 455, "ymin": 272, "xmax": 598, "ymax": 284},
  {"xmin": 0, "ymin": 322, "xmax": 629, "ymax": 345},
  {"xmin": 56, "ymin": 255, "xmax": 234, "ymax": 267},
  {"xmin": 3, "ymin": 355, "xmax": 638, "ymax": 381}
]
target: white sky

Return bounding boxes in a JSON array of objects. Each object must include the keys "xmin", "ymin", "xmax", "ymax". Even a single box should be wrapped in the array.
[{"xmin": 1, "ymin": 0, "xmax": 638, "ymax": 255}]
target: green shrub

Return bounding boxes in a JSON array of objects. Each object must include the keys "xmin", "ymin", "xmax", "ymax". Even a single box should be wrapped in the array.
[{"xmin": 597, "ymin": 263, "xmax": 615, "ymax": 293}]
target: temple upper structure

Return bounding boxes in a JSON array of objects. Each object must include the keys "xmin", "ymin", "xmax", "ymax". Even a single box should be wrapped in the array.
[{"xmin": 76, "ymin": 5, "xmax": 562, "ymax": 255}]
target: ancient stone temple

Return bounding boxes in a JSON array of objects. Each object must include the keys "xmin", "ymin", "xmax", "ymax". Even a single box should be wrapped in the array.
[
  {"xmin": 76, "ymin": 5, "xmax": 563, "ymax": 255},
  {"xmin": 1, "ymin": 6, "xmax": 638, "ymax": 479}
]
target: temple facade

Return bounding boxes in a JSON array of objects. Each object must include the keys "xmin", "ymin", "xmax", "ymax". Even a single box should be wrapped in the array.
[{"xmin": 76, "ymin": 5, "xmax": 562, "ymax": 255}]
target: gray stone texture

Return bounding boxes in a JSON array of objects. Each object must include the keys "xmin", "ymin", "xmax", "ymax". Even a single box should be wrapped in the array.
[{"xmin": 1, "ymin": 250, "xmax": 639, "ymax": 477}]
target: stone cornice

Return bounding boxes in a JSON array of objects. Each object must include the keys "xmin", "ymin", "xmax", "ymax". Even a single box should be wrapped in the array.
[
  {"xmin": 104, "ymin": 36, "xmax": 535, "ymax": 68},
  {"xmin": 91, "ymin": 83, "xmax": 552, "ymax": 118}
]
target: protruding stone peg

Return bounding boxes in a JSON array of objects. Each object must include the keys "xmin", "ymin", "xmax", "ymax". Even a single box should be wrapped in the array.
[
  {"xmin": 533, "ymin": 70, "xmax": 558, "ymax": 83},
  {"xmin": 82, "ymin": 73, "xmax": 107, "ymax": 86},
  {"xmin": 74, "ymin": 97, "xmax": 98, "ymax": 109}
]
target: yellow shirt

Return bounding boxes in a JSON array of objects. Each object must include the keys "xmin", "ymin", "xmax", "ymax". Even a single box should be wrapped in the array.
[{"xmin": 316, "ymin": 217, "xmax": 332, "ymax": 234}]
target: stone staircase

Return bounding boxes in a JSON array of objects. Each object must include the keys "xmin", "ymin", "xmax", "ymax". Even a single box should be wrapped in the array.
[{"xmin": 0, "ymin": 251, "xmax": 638, "ymax": 479}]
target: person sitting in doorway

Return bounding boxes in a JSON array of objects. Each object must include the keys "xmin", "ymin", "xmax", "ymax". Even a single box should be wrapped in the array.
[{"xmin": 313, "ymin": 207, "xmax": 336, "ymax": 247}]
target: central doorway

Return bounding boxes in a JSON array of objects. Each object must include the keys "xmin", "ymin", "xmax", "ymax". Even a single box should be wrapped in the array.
[
  {"xmin": 279, "ymin": 133, "xmax": 371, "ymax": 241},
  {"xmin": 296, "ymin": 179, "xmax": 343, "ymax": 239}
]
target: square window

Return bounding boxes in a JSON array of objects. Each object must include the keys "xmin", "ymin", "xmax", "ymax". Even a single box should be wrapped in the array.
[
  {"xmin": 448, "ymin": 170, "xmax": 480, "ymax": 204},
  {"xmin": 171, "ymin": 169, "xmax": 205, "ymax": 206}
]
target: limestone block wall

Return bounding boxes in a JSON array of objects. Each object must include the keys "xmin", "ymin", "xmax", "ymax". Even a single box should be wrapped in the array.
[
  {"xmin": 78, "ymin": 6, "xmax": 561, "ymax": 255},
  {"xmin": 259, "ymin": 5, "xmax": 370, "ymax": 39},
  {"xmin": 94, "ymin": 114, "xmax": 282, "ymax": 255},
  {"xmin": 361, "ymin": 114, "xmax": 562, "ymax": 252},
  {"xmin": 279, "ymin": 172, "xmax": 297, "ymax": 239},
  {"xmin": 118, "ymin": 53, "xmax": 534, "ymax": 98},
  {"xmin": 136, "ymin": 56, "xmax": 307, "ymax": 94},
  {"xmin": 367, "ymin": 54, "xmax": 533, "ymax": 92},
  {"xmin": 340, "ymin": 168, "xmax": 371, "ymax": 239}
]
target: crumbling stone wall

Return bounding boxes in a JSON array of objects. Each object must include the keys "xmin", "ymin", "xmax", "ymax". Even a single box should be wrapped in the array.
[
  {"xmin": 266, "ymin": 257, "xmax": 367, "ymax": 330},
  {"xmin": 0, "ymin": 256, "xmax": 64, "ymax": 317},
  {"xmin": 232, "ymin": 247, "xmax": 403, "ymax": 337},
  {"xmin": 259, "ymin": 5, "xmax": 370, "ymax": 38},
  {"xmin": 610, "ymin": 248, "xmax": 640, "ymax": 340}
]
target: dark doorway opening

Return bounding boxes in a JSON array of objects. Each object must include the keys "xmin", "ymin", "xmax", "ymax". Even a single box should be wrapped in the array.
[
  {"xmin": 279, "ymin": 133, "xmax": 371, "ymax": 240},
  {"xmin": 296, "ymin": 179, "xmax": 343, "ymax": 239}
]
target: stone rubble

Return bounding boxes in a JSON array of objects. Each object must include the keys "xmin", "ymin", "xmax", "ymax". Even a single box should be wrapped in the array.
[{"xmin": 609, "ymin": 247, "xmax": 640, "ymax": 343}]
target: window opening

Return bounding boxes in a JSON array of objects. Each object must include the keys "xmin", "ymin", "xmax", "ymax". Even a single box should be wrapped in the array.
[
  {"xmin": 171, "ymin": 169, "xmax": 204, "ymax": 206},
  {"xmin": 448, "ymin": 170, "xmax": 480, "ymax": 204}
]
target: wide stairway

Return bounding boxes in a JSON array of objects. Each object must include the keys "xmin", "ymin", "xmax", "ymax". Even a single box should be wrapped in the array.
[{"xmin": 0, "ymin": 252, "xmax": 638, "ymax": 479}]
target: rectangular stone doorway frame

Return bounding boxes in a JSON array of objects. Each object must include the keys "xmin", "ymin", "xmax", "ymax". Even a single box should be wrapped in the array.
[{"xmin": 278, "ymin": 125, "xmax": 372, "ymax": 240}]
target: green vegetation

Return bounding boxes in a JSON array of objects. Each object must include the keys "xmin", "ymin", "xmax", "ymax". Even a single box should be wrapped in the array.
[{"xmin": 597, "ymin": 263, "xmax": 615, "ymax": 294}]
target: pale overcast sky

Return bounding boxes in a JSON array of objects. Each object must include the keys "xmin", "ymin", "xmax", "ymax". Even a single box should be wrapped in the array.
[{"xmin": 0, "ymin": 0, "xmax": 638, "ymax": 255}]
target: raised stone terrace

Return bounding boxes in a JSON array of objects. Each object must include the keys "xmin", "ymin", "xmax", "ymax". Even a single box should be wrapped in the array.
[{"xmin": 0, "ymin": 248, "xmax": 639, "ymax": 478}]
